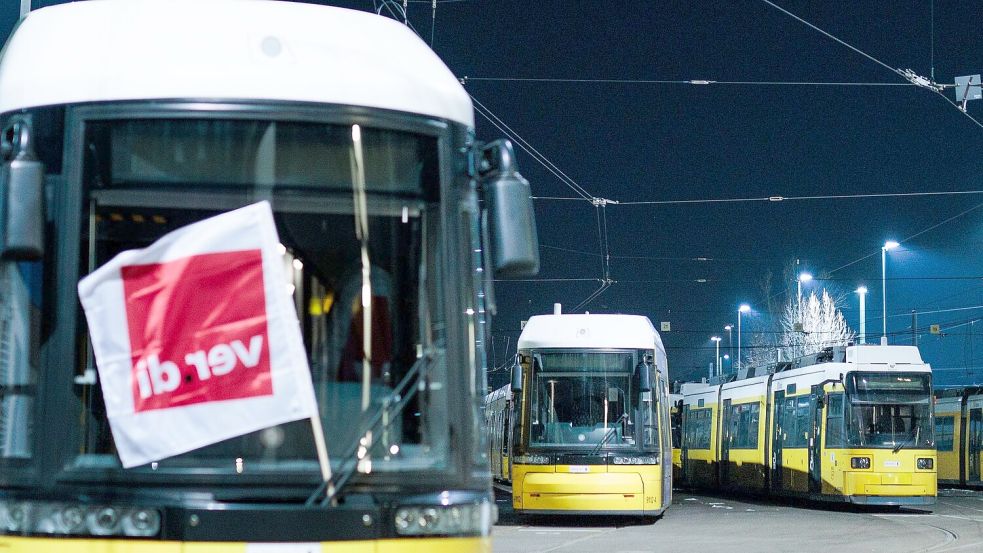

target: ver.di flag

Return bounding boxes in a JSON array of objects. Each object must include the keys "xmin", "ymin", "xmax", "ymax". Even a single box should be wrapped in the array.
[{"xmin": 78, "ymin": 201, "xmax": 318, "ymax": 468}]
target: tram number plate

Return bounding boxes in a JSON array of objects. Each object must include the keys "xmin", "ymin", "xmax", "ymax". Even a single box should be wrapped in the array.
[
  {"xmin": 884, "ymin": 460, "xmax": 900, "ymax": 468},
  {"xmin": 247, "ymin": 544, "xmax": 319, "ymax": 553},
  {"xmin": 568, "ymin": 465, "xmax": 589, "ymax": 473}
]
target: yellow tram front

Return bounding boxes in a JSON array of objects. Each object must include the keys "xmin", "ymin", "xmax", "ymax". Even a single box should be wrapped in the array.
[
  {"xmin": 818, "ymin": 370, "xmax": 936, "ymax": 505},
  {"xmin": 509, "ymin": 314, "xmax": 671, "ymax": 517}
]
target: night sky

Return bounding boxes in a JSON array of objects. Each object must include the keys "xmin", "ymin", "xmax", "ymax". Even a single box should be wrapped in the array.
[{"xmin": 4, "ymin": 1, "xmax": 982, "ymax": 387}]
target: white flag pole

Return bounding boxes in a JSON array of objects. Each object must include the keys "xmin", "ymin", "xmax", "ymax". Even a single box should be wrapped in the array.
[{"xmin": 309, "ymin": 414, "xmax": 335, "ymax": 497}]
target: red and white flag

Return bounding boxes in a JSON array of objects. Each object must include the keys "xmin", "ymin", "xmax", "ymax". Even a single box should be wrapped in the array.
[{"xmin": 78, "ymin": 201, "xmax": 317, "ymax": 468}]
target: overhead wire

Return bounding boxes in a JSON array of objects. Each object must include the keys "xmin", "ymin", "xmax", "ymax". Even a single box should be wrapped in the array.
[
  {"xmin": 463, "ymin": 77, "xmax": 915, "ymax": 87},
  {"xmin": 369, "ymin": 0, "xmax": 627, "ymax": 330},
  {"xmin": 469, "ymin": 95, "xmax": 593, "ymax": 200},
  {"xmin": 468, "ymin": 96, "xmax": 619, "ymax": 311},
  {"xmin": 828, "ymin": 202, "xmax": 983, "ymax": 275},
  {"xmin": 532, "ymin": 189, "xmax": 983, "ymax": 206},
  {"xmin": 759, "ymin": 0, "xmax": 983, "ymax": 130}
]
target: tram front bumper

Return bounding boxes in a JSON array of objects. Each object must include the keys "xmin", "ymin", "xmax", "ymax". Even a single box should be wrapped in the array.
[
  {"xmin": 518, "ymin": 472, "xmax": 646, "ymax": 513},
  {"xmin": 844, "ymin": 471, "xmax": 937, "ymax": 505}
]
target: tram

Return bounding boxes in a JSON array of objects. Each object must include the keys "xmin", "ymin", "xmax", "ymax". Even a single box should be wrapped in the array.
[
  {"xmin": 485, "ymin": 309, "xmax": 673, "ymax": 517},
  {"xmin": 0, "ymin": 2, "xmax": 540, "ymax": 551},
  {"xmin": 680, "ymin": 346, "xmax": 936, "ymax": 506},
  {"xmin": 934, "ymin": 387, "xmax": 983, "ymax": 487}
]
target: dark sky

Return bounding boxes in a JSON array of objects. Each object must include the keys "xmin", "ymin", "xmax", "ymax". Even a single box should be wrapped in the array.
[{"xmin": 4, "ymin": 1, "xmax": 982, "ymax": 386}]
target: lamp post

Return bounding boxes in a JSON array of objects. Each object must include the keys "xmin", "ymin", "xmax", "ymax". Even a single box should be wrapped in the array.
[
  {"xmin": 881, "ymin": 241, "xmax": 899, "ymax": 345},
  {"xmin": 737, "ymin": 304, "xmax": 750, "ymax": 371},
  {"xmin": 856, "ymin": 286, "xmax": 868, "ymax": 345},
  {"xmin": 724, "ymin": 324, "xmax": 733, "ymax": 365},
  {"xmin": 723, "ymin": 354, "xmax": 730, "ymax": 373},
  {"xmin": 797, "ymin": 272, "xmax": 813, "ymax": 326},
  {"xmin": 711, "ymin": 336, "xmax": 722, "ymax": 377},
  {"xmin": 797, "ymin": 272, "xmax": 813, "ymax": 299}
]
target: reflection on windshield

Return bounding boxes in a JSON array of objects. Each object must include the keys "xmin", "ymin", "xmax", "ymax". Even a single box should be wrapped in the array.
[
  {"xmin": 529, "ymin": 351, "xmax": 655, "ymax": 451},
  {"xmin": 848, "ymin": 403, "xmax": 931, "ymax": 448},
  {"xmin": 845, "ymin": 372, "xmax": 933, "ymax": 449},
  {"xmin": 74, "ymin": 119, "xmax": 451, "ymax": 476}
]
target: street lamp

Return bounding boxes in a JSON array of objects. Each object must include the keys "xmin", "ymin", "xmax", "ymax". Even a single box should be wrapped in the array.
[
  {"xmin": 723, "ymin": 354, "xmax": 730, "ymax": 373},
  {"xmin": 856, "ymin": 286, "xmax": 868, "ymax": 345},
  {"xmin": 797, "ymin": 272, "xmax": 813, "ymax": 326},
  {"xmin": 881, "ymin": 241, "xmax": 899, "ymax": 345},
  {"xmin": 797, "ymin": 272, "xmax": 813, "ymax": 299},
  {"xmin": 737, "ymin": 304, "xmax": 751, "ymax": 371},
  {"xmin": 724, "ymin": 324, "xmax": 733, "ymax": 364},
  {"xmin": 711, "ymin": 336, "xmax": 722, "ymax": 377}
]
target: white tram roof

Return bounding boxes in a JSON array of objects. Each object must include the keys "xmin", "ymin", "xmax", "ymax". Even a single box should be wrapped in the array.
[
  {"xmin": 0, "ymin": 0, "xmax": 473, "ymax": 126},
  {"xmin": 682, "ymin": 345, "xmax": 931, "ymax": 403},
  {"xmin": 517, "ymin": 314, "xmax": 662, "ymax": 351}
]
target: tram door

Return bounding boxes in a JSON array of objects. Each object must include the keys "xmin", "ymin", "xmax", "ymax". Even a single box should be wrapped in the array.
[
  {"xmin": 970, "ymin": 408, "xmax": 983, "ymax": 483},
  {"xmin": 808, "ymin": 386, "xmax": 822, "ymax": 494},
  {"xmin": 720, "ymin": 399, "xmax": 732, "ymax": 487},
  {"xmin": 771, "ymin": 390, "xmax": 785, "ymax": 491}
]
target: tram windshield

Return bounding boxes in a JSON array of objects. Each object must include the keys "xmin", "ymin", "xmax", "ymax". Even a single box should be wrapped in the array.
[
  {"xmin": 69, "ymin": 117, "xmax": 455, "ymax": 481},
  {"xmin": 844, "ymin": 372, "xmax": 933, "ymax": 449},
  {"xmin": 528, "ymin": 350, "xmax": 657, "ymax": 451}
]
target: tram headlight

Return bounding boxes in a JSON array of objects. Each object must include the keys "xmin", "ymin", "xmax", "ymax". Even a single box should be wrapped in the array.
[
  {"xmin": 850, "ymin": 457, "xmax": 871, "ymax": 469},
  {"xmin": 612, "ymin": 456, "xmax": 659, "ymax": 465},
  {"xmin": 86, "ymin": 507, "xmax": 121, "ymax": 536},
  {"xmin": 0, "ymin": 500, "xmax": 29, "ymax": 533},
  {"xmin": 916, "ymin": 458, "xmax": 934, "ymax": 470},
  {"xmin": 0, "ymin": 500, "xmax": 161, "ymax": 538},
  {"xmin": 394, "ymin": 501, "xmax": 494, "ymax": 536},
  {"xmin": 122, "ymin": 508, "xmax": 161, "ymax": 537},
  {"xmin": 514, "ymin": 454, "xmax": 550, "ymax": 465}
]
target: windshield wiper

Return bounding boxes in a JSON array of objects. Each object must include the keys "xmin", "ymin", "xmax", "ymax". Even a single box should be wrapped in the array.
[
  {"xmin": 892, "ymin": 428, "xmax": 918, "ymax": 453},
  {"xmin": 589, "ymin": 413, "xmax": 628, "ymax": 455},
  {"xmin": 305, "ymin": 351, "xmax": 433, "ymax": 507}
]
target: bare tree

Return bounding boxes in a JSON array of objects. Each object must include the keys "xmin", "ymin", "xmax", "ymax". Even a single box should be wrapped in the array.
[{"xmin": 745, "ymin": 289, "xmax": 855, "ymax": 370}]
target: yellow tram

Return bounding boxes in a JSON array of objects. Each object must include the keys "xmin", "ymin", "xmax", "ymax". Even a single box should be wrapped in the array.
[
  {"xmin": 934, "ymin": 387, "xmax": 983, "ymax": 487},
  {"xmin": 680, "ymin": 346, "xmax": 936, "ymax": 506},
  {"xmin": 485, "ymin": 310, "xmax": 672, "ymax": 517},
  {"xmin": 0, "ymin": 1, "xmax": 541, "ymax": 551}
]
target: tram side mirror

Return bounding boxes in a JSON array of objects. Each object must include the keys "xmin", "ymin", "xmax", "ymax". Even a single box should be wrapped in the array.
[
  {"xmin": 479, "ymin": 140, "xmax": 539, "ymax": 279},
  {"xmin": 510, "ymin": 361, "xmax": 523, "ymax": 393},
  {"xmin": 637, "ymin": 361, "xmax": 652, "ymax": 392},
  {"xmin": 0, "ymin": 119, "xmax": 45, "ymax": 260}
]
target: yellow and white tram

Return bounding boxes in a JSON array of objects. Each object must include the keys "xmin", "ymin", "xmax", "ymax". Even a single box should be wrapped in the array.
[
  {"xmin": 0, "ymin": 1, "xmax": 540, "ymax": 551},
  {"xmin": 485, "ymin": 310, "xmax": 673, "ymax": 517},
  {"xmin": 934, "ymin": 387, "xmax": 983, "ymax": 487},
  {"xmin": 680, "ymin": 346, "xmax": 936, "ymax": 506}
]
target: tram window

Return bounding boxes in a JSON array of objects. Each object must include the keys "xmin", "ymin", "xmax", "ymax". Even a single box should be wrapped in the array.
[
  {"xmin": 0, "ymin": 262, "xmax": 43, "ymax": 461},
  {"xmin": 684, "ymin": 408, "xmax": 711, "ymax": 450},
  {"xmin": 825, "ymin": 394, "xmax": 845, "ymax": 448},
  {"xmin": 670, "ymin": 408, "xmax": 682, "ymax": 448},
  {"xmin": 794, "ymin": 396, "xmax": 811, "ymax": 447},
  {"xmin": 731, "ymin": 402, "xmax": 760, "ymax": 449},
  {"xmin": 781, "ymin": 397, "xmax": 810, "ymax": 448},
  {"xmin": 528, "ymin": 351, "xmax": 641, "ymax": 448},
  {"xmin": 73, "ymin": 119, "xmax": 452, "ymax": 473},
  {"xmin": 935, "ymin": 416, "xmax": 954, "ymax": 451}
]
